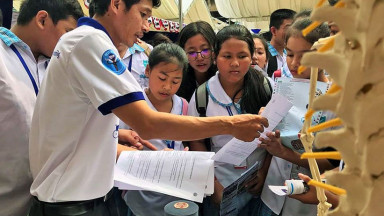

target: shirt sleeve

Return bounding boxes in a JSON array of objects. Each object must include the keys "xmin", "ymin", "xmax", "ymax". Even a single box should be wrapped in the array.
[
  {"xmin": 187, "ymin": 91, "xmax": 199, "ymax": 117},
  {"xmin": 67, "ymin": 32, "xmax": 144, "ymax": 115}
]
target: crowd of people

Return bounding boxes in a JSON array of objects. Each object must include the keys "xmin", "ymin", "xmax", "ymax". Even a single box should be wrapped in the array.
[{"xmin": 0, "ymin": 0, "xmax": 342, "ymax": 215}]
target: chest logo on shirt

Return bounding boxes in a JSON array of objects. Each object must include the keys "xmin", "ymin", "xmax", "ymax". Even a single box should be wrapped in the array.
[
  {"xmin": 113, "ymin": 124, "xmax": 119, "ymax": 138},
  {"xmin": 53, "ymin": 50, "xmax": 60, "ymax": 58},
  {"xmin": 101, "ymin": 49, "xmax": 126, "ymax": 75}
]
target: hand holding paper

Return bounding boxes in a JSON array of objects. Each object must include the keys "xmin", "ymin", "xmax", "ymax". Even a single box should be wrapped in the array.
[{"xmin": 212, "ymin": 94, "xmax": 293, "ymax": 165}]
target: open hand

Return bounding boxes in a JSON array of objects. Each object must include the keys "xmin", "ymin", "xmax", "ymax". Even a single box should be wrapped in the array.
[
  {"xmin": 258, "ymin": 130, "xmax": 287, "ymax": 157},
  {"xmin": 118, "ymin": 129, "xmax": 157, "ymax": 150}
]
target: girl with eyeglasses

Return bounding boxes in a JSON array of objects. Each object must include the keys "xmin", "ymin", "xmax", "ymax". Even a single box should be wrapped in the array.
[
  {"xmin": 176, "ymin": 21, "xmax": 217, "ymax": 101},
  {"xmin": 188, "ymin": 24, "xmax": 273, "ymax": 215}
]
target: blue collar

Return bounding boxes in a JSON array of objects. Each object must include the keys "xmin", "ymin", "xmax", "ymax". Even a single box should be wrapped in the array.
[
  {"xmin": 128, "ymin": 43, "xmax": 145, "ymax": 55},
  {"xmin": 268, "ymin": 43, "xmax": 287, "ymax": 57},
  {"xmin": 0, "ymin": 27, "xmax": 28, "ymax": 49},
  {"xmin": 77, "ymin": 17, "xmax": 112, "ymax": 41}
]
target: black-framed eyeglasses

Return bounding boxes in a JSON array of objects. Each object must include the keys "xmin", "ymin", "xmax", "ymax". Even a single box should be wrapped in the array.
[{"xmin": 186, "ymin": 49, "xmax": 212, "ymax": 60}]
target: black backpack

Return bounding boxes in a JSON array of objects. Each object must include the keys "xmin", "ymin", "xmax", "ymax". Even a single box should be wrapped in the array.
[{"xmin": 267, "ymin": 55, "xmax": 278, "ymax": 77}]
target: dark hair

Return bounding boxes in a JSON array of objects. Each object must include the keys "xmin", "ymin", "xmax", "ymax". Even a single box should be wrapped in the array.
[
  {"xmin": 293, "ymin": 9, "xmax": 312, "ymax": 22},
  {"xmin": 252, "ymin": 34, "xmax": 270, "ymax": 61},
  {"xmin": 147, "ymin": 33, "xmax": 172, "ymax": 47},
  {"xmin": 148, "ymin": 43, "xmax": 188, "ymax": 77},
  {"xmin": 215, "ymin": 25, "xmax": 271, "ymax": 114},
  {"xmin": 89, "ymin": 0, "xmax": 95, "ymax": 17},
  {"xmin": 269, "ymin": 9, "xmax": 296, "ymax": 29},
  {"xmin": 328, "ymin": 0, "xmax": 340, "ymax": 6},
  {"xmin": 285, "ymin": 18, "xmax": 330, "ymax": 45},
  {"xmin": 176, "ymin": 21, "xmax": 217, "ymax": 101},
  {"xmin": 260, "ymin": 31, "xmax": 272, "ymax": 42},
  {"xmin": 0, "ymin": 9, "xmax": 2, "ymax": 27},
  {"xmin": 17, "ymin": 0, "xmax": 84, "ymax": 25},
  {"xmin": 93, "ymin": 0, "xmax": 161, "ymax": 16}
]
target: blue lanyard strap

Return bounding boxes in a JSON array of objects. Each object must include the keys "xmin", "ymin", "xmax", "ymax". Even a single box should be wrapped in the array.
[
  {"xmin": 128, "ymin": 55, "xmax": 133, "ymax": 72},
  {"xmin": 10, "ymin": 44, "xmax": 38, "ymax": 96},
  {"xmin": 162, "ymin": 97, "xmax": 184, "ymax": 149},
  {"xmin": 163, "ymin": 140, "xmax": 175, "ymax": 149},
  {"xmin": 206, "ymin": 83, "xmax": 242, "ymax": 116}
]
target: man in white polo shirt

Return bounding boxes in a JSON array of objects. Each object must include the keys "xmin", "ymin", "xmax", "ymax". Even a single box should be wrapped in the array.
[
  {"xmin": 28, "ymin": 0, "xmax": 269, "ymax": 215},
  {"xmin": 0, "ymin": 1, "xmax": 83, "ymax": 216},
  {"xmin": 266, "ymin": 9, "xmax": 296, "ymax": 78}
]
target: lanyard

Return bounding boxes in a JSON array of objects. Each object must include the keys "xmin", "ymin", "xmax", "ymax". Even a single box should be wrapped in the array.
[
  {"xmin": 163, "ymin": 140, "xmax": 175, "ymax": 149},
  {"xmin": 161, "ymin": 97, "xmax": 184, "ymax": 149},
  {"xmin": 206, "ymin": 83, "xmax": 242, "ymax": 116},
  {"xmin": 128, "ymin": 55, "xmax": 133, "ymax": 72},
  {"xmin": 10, "ymin": 44, "xmax": 38, "ymax": 96}
]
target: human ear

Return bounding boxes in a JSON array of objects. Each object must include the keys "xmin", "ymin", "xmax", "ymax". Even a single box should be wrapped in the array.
[
  {"xmin": 110, "ymin": 0, "xmax": 120, "ymax": 13},
  {"xmin": 144, "ymin": 65, "xmax": 150, "ymax": 77},
  {"xmin": 212, "ymin": 52, "xmax": 217, "ymax": 65},
  {"xmin": 35, "ymin": 10, "xmax": 49, "ymax": 30},
  {"xmin": 270, "ymin": 26, "xmax": 277, "ymax": 36}
]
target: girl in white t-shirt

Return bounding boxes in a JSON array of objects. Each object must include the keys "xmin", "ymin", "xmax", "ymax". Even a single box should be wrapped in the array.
[
  {"xmin": 188, "ymin": 24, "xmax": 272, "ymax": 215},
  {"xmin": 123, "ymin": 43, "xmax": 189, "ymax": 216}
]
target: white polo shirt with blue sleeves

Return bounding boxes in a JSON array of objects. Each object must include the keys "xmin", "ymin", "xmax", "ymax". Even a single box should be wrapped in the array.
[
  {"xmin": 29, "ymin": 17, "xmax": 144, "ymax": 202},
  {"xmin": 122, "ymin": 43, "xmax": 152, "ymax": 89},
  {"xmin": 188, "ymin": 72, "xmax": 267, "ymax": 210},
  {"xmin": 0, "ymin": 27, "xmax": 43, "ymax": 216}
]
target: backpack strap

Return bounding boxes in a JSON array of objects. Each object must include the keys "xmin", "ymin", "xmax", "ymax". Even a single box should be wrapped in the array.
[
  {"xmin": 181, "ymin": 98, "xmax": 188, "ymax": 115},
  {"xmin": 267, "ymin": 55, "xmax": 278, "ymax": 77},
  {"xmin": 195, "ymin": 82, "xmax": 208, "ymax": 117},
  {"xmin": 263, "ymin": 76, "xmax": 272, "ymax": 98},
  {"xmin": 194, "ymin": 82, "xmax": 211, "ymax": 151}
]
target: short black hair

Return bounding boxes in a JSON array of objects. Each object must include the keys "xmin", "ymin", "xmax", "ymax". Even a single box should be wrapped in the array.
[
  {"xmin": 0, "ymin": 9, "xmax": 3, "ymax": 27},
  {"xmin": 93, "ymin": 0, "xmax": 161, "ymax": 16},
  {"xmin": 269, "ymin": 9, "xmax": 296, "ymax": 29},
  {"xmin": 89, "ymin": 0, "xmax": 95, "ymax": 17},
  {"xmin": 17, "ymin": 0, "xmax": 84, "ymax": 25}
]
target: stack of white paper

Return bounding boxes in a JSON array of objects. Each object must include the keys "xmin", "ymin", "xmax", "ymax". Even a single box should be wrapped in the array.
[
  {"xmin": 114, "ymin": 151, "xmax": 215, "ymax": 203},
  {"xmin": 274, "ymin": 78, "xmax": 330, "ymax": 153}
]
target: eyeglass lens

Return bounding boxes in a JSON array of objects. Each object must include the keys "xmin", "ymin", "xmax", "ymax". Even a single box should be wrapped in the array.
[{"xmin": 188, "ymin": 49, "xmax": 211, "ymax": 59}]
